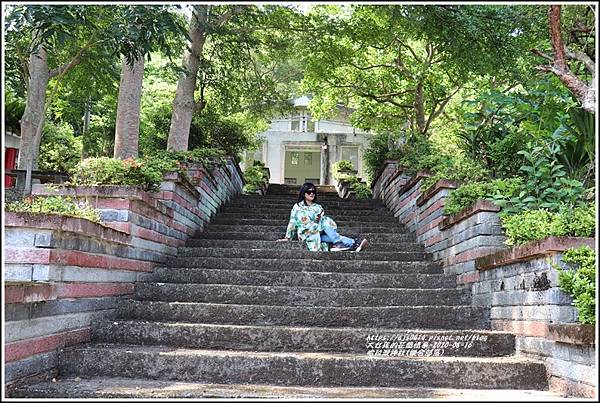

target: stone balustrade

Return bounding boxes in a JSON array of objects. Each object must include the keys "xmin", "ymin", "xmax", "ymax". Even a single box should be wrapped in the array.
[
  {"xmin": 371, "ymin": 160, "xmax": 597, "ymax": 398},
  {"xmin": 4, "ymin": 158, "xmax": 245, "ymax": 391}
]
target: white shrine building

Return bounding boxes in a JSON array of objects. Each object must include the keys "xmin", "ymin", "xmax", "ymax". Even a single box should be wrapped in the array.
[{"xmin": 242, "ymin": 96, "xmax": 372, "ymax": 185}]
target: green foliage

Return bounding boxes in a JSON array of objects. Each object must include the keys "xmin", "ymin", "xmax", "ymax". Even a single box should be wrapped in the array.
[
  {"xmin": 299, "ymin": 5, "xmax": 542, "ymax": 136},
  {"xmin": 552, "ymin": 107, "xmax": 595, "ymax": 186},
  {"xmin": 443, "ymin": 178, "xmax": 522, "ymax": 216},
  {"xmin": 4, "ymin": 89, "xmax": 25, "ymax": 132},
  {"xmin": 332, "ymin": 160, "xmax": 356, "ymax": 180},
  {"xmin": 363, "ymin": 132, "xmax": 398, "ymax": 181},
  {"xmin": 70, "ymin": 156, "xmax": 174, "ymax": 192},
  {"xmin": 555, "ymin": 246, "xmax": 596, "ymax": 325},
  {"xmin": 353, "ymin": 182, "xmax": 373, "ymax": 199},
  {"xmin": 38, "ymin": 121, "xmax": 83, "ymax": 172},
  {"xmin": 243, "ymin": 165, "xmax": 267, "ymax": 194},
  {"xmin": 456, "ymin": 77, "xmax": 580, "ymax": 178},
  {"xmin": 334, "ymin": 159, "xmax": 355, "ymax": 172},
  {"xmin": 487, "ymin": 130, "xmax": 529, "ymax": 178},
  {"xmin": 363, "ymin": 131, "xmax": 430, "ymax": 182},
  {"xmin": 501, "ymin": 209, "xmax": 567, "ymax": 246},
  {"xmin": 190, "ymin": 109, "xmax": 259, "ymax": 160},
  {"xmin": 6, "ymin": 195, "xmax": 101, "ymax": 223},
  {"xmin": 501, "ymin": 204, "xmax": 595, "ymax": 246},
  {"xmin": 70, "ymin": 149, "xmax": 228, "ymax": 191},
  {"xmin": 494, "ymin": 142, "xmax": 587, "ymax": 215},
  {"xmin": 419, "ymin": 156, "xmax": 489, "ymax": 193}
]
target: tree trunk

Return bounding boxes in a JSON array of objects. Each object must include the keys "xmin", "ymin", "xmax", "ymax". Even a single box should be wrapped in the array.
[
  {"xmin": 114, "ymin": 56, "xmax": 145, "ymax": 159},
  {"xmin": 167, "ymin": 5, "xmax": 208, "ymax": 151},
  {"xmin": 414, "ymin": 80, "xmax": 426, "ymax": 135},
  {"xmin": 18, "ymin": 45, "xmax": 50, "ymax": 171},
  {"xmin": 543, "ymin": 5, "xmax": 595, "ymax": 114}
]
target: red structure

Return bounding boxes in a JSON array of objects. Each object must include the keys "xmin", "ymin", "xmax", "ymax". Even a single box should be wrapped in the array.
[{"xmin": 5, "ymin": 147, "xmax": 18, "ymax": 187}]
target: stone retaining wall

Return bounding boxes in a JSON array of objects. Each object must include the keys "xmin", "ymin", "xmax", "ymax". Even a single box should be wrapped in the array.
[
  {"xmin": 372, "ymin": 161, "xmax": 597, "ymax": 397},
  {"xmin": 4, "ymin": 161, "xmax": 245, "ymax": 391},
  {"xmin": 474, "ymin": 237, "xmax": 596, "ymax": 398}
]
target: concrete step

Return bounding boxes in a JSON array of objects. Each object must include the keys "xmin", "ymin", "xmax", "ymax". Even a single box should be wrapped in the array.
[
  {"xmin": 184, "ymin": 239, "xmax": 424, "ymax": 252},
  {"xmin": 226, "ymin": 201, "xmax": 386, "ymax": 209},
  {"xmin": 215, "ymin": 213, "xmax": 396, "ymax": 222},
  {"xmin": 204, "ymin": 224, "xmax": 408, "ymax": 234},
  {"xmin": 11, "ymin": 377, "xmax": 565, "ymax": 399},
  {"xmin": 170, "ymin": 257, "xmax": 442, "ymax": 274},
  {"xmin": 134, "ymin": 283, "xmax": 469, "ymax": 306},
  {"xmin": 142, "ymin": 268, "xmax": 451, "ymax": 288},
  {"xmin": 218, "ymin": 207, "xmax": 395, "ymax": 216},
  {"xmin": 210, "ymin": 218, "xmax": 402, "ymax": 228},
  {"xmin": 175, "ymin": 248, "xmax": 430, "ymax": 262},
  {"xmin": 118, "ymin": 300, "xmax": 490, "ymax": 329},
  {"xmin": 92, "ymin": 320, "xmax": 515, "ymax": 356},
  {"xmin": 219, "ymin": 206, "xmax": 392, "ymax": 215},
  {"xmin": 194, "ymin": 231, "xmax": 416, "ymax": 243},
  {"xmin": 55, "ymin": 344, "xmax": 548, "ymax": 389}
]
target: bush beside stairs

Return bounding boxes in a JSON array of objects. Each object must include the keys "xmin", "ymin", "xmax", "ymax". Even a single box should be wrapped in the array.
[{"xmin": 13, "ymin": 184, "xmax": 563, "ymax": 399}]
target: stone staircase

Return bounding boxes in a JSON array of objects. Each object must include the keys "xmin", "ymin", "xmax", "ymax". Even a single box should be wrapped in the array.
[{"xmin": 13, "ymin": 184, "xmax": 560, "ymax": 398}]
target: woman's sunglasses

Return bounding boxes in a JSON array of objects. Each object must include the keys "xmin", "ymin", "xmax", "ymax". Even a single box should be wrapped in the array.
[{"xmin": 306, "ymin": 189, "xmax": 316, "ymax": 195}]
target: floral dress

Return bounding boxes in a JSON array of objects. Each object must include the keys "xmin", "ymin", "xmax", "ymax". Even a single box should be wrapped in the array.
[{"xmin": 285, "ymin": 202, "xmax": 337, "ymax": 251}]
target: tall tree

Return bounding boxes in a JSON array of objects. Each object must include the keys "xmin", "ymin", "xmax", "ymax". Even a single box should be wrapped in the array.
[
  {"xmin": 113, "ymin": 5, "xmax": 187, "ymax": 159},
  {"xmin": 5, "ymin": 5, "xmax": 110, "ymax": 195},
  {"xmin": 167, "ymin": 4, "xmax": 299, "ymax": 151},
  {"xmin": 298, "ymin": 5, "xmax": 542, "ymax": 136},
  {"xmin": 114, "ymin": 57, "xmax": 144, "ymax": 158},
  {"xmin": 531, "ymin": 5, "xmax": 596, "ymax": 114}
]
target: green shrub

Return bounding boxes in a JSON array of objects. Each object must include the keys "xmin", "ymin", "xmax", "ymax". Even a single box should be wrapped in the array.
[
  {"xmin": 444, "ymin": 178, "xmax": 523, "ymax": 216},
  {"xmin": 501, "ymin": 209, "xmax": 566, "ymax": 246},
  {"xmin": 70, "ymin": 157, "xmax": 164, "ymax": 192},
  {"xmin": 555, "ymin": 246, "xmax": 596, "ymax": 324},
  {"xmin": 444, "ymin": 182, "xmax": 490, "ymax": 216},
  {"xmin": 70, "ymin": 149, "xmax": 228, "ymax": 192},
  {"xmin": 6, "ymin": 195, "xmax": 101, "ymax": 223},
  {"xmin": 143, "ymin": 148, "xmax": 226, "ymax": 173},
  {"xmin": 38, "ymin": 121, "xmax": 83, "ymax": 173},
  {"xmin": 564, "ymin": 203, "xmax": 596, "ymax": 238},
  {"xmin": 333, "ymin": 160, "xmax": 356, "ymax": 180},
  {"xmin": 354, "ymin": 182, "xmax": 373, "ymax": 199},
  {"xmin": 501, "ymin": 203, "xmax": 595, "ymax": 246},
  {"xmin": 243, "ymin": 165, "xmax": 267, "ymax": 194},
  {"xmin": 363, "ymin": 132, "xmax": 397, "ymax": 181},
  {"xmin": 496, "ymin": 142, "xmax": 587, "ymax": 215},
  {"xmin": 419, "ymin": 157, "xmax": 490, "ymax": 193},
  {"xmin": 488, "ymin": 130, "xmax": 529, "ymax": 178}
]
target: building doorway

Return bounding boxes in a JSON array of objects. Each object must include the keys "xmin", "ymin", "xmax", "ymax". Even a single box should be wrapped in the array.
[{"xmin": 284, "ymin": 147, "xmax": 321, "ymax": 185}]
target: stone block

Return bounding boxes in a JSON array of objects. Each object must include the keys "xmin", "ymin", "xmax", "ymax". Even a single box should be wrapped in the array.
[
  {"xmin": 34, "ymin": 233, "xmax": 54, "ymax": 248},
  {"xmin": 472, "ymin": 293, "xmax": 492, "ymax": 307},
  {"xmin": 5, "ymin": 229, "xmax": 40, "ymax": 247},
  {"xmin": 5, "ymin": 310, "xmax": 115, "ymax": 343},
  {"xmin": 4, "ymin": 350, "xmax": 57, "ymax": 382},
  {"xmin": 5, "ymin": 264, "xmax": 34, "ymax": 282},
  {"xmin": 100, "ymin": 210, "xmax": 129, "ymax": 222},
  {"xmin": 545, "ymin": 357, "xmax": 597, "ymax": 385},
  {"xmin": 490, "ymin": 305, "xmax": 578, "ymax": 322}
]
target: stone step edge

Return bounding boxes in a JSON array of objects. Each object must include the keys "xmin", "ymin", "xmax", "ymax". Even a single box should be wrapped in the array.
[
  {"xmin": 122, "ymin": 300, "xmax": 483, "ymax": 310},
  {"xmin": 10, "ymin": 377, "xmax": 564, "ymax": 399},
  {"xmin": 138, "ymin": 283, "xmax": 461, "ymax": 292},
  {"xmin": 61, "ymin": 344, "xmax": 541, "ymax": 365},
  {"xmin": 152, "ymin": 264, "xmax": 440, "ymax": 273},
  {"xmin": 147, "ymin": 267, "xmax": 450, "ymax": 278},
  {"xmin": 97, "ymin": 319, "xmax": 511, "ymax": 335}
]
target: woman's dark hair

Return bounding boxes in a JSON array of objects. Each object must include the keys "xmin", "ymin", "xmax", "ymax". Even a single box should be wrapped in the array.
[{"xmin": 297, "ymin": 182, "xmax": 318, "ymax": 205}]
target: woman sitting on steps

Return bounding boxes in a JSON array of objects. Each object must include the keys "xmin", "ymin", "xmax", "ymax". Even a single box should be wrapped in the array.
[{"xmin": 276, "ymin": 182, "xmax": 368, "ymax": 252}]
